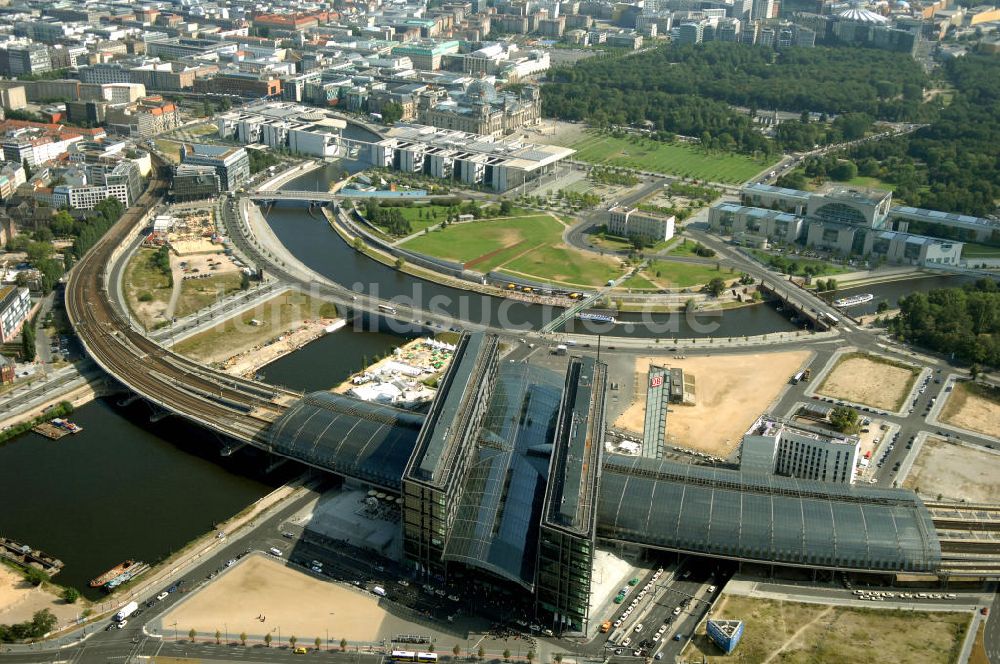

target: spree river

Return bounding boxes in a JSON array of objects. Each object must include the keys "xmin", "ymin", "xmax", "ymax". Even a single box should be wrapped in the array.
[
  {"xmin": 0, "ymin": 326, "xmax": 407, "ymax": 598},
  {"xmin": 3, "ymin": 133, "xmax": 981, "ymax": 600}
]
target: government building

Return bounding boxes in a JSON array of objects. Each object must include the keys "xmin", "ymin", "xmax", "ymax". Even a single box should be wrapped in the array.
[{"xmin": 709, "ymin": 184, "xmax": 966, "ymax": 267}]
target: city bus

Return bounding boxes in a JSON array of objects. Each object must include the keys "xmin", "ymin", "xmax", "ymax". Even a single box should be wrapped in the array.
[
  {"xmin": 378, "ymin": 304, "xmax": 398, "ymax": 315},
  {"xmin": 391, "ymin": 652, "xmax": 438, "ymax": 663}
]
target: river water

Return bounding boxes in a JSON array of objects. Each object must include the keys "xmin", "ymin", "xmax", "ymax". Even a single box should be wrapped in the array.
[
  {"xmin": 0, "ymin": 326, "xmax": 408, "ymax": 598},
  {"xmin": 825, "ymin": 274, "xmax": 980, "ymax": 316},
  {"xmin": 0, "ymin": 398, "xmax": 280, "ymax": 599},
  {"xmin": 3, "ymin": 124, "xmax": 981, "ymax": 599}
]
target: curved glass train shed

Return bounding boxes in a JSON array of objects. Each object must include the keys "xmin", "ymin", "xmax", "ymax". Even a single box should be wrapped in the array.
[
  {"xmin": 266, "ymin": 391, "xmax": 425, "ymax": 490},
  {"xmin": 598, "ymin": 456, "xmax": 941, "ymax": 573}
]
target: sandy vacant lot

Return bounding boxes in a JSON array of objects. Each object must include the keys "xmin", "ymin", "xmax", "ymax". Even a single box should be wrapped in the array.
[
  {"xmin": 684, "ymin": 595, "xmax": 968, "ymax": 664},
  {"xmin": 904, "ymin": 437, "xmax": 1000, "ymax": 503},
  {"xmin": 162, "ymin": 555, "xmax": 398, "ymax": 645},
  {"xmin": 940, "ymin": 383, "xmax": 1000, "ymax": 440},
  {"xmin": 614, "ymin": 351, "xmax": 810, "ymax": 456},
  {"xmin": 817, "ymin": 354, "xmax": 918, "ymax": 412},
  {"xmin": 0, "ymin": 567, "xmax": 79, "ymax": 628}
]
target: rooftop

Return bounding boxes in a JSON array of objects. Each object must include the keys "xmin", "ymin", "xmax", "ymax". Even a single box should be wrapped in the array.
[{"xmin": 543, "ymin": 356, "xmax": 606, "ymax": 537}]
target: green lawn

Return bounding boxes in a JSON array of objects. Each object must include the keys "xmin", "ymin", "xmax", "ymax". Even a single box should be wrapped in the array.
[
  {"xmin": 646, "ymin": 260, "xmax": 727, "ymax": 288},
  {"xmin": 403, "ymin": 214, "xmax": 560, "ymax": 271},
  {"xmin": 153, "ymin": 139, "xmax": 182, "ymax": 164},
  {"xmin": 846, "ymin": 175, "xmax": 895, "ymax": 191},
  {"xmin": 402, "ymin": 213, "xmax": 623, "ymax": 286},
  {"xmin": 620, "ymin": 272, "xmax": 658, "ymax": 290},
  {"xmin": 186, "ymin": 123, "xmax": 219, "ymax": 136},
  {"xmin": 665, "ymin": 239, "xmax": 705, "ymax": 258},
  {"xmin": 174, "ymin": 272, "xmax": 244, "ymax": 319},
  {"xmin": 374, "ymin": 204, "xmax": 531, "ymax": 237},
  {"xmin": 501, "ymin": 244, "xmax": 620, "ymax": 288},
  {"xmin": 569, "ymin": 132, "xmax": 775, "ymax": 183},
  {"xmin": 749, "ymin": 250, "xmax": 851, "ymax": 276},
  {"xmin": 962, "ymin": 242, "xmax": 1000, "ymax": 258}
]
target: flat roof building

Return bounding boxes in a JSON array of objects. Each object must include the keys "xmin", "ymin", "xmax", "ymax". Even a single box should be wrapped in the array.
[
  {"xmin": 0, "ymin": 286, "xmax": 31, "ymax": 344},
  {"xmin": 711, "ymin": 184, "xmax": 964, "ymax": 267},
  {"xmin": 373, "ymin": 124, "xmax": 573, "ymax": 192},
  {"xmin": 741, "ymin": 416, "xmax": 860, "ymax": 484},
  {"xmin": 180, "ymin": 143, "xmax": 249, "ymax": 192},
  {"xmin": 608, "ymin": 206, "xmax": 675, "ymax": 243}
]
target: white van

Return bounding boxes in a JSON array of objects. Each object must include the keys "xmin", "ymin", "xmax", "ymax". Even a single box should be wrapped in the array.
[
  {"xmin": 269, "ymin": 547, "xmax": 282, "ymax": 556},
  {"xmin": 373, "ymin": 586, "xmax": 387, "ymax": 597}
]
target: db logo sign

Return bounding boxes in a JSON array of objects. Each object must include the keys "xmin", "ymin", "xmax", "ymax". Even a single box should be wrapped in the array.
[{"xmin": 650, "ymin": 375, "xmax": 663, "ymax": 388}]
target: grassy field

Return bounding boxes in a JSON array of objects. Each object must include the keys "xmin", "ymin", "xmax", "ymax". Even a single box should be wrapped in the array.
[
  {"xmin": 124, "ymin": 248, "xmax": 173, "ymax": 328},
  {"xmin": 962, "ymin": 243, "xmax": 1000, "ymax": 258},
  {"xmin": 620, "ymin": 272, "xmax": 658, "ymax": 290},
  {"xmin": 501, "ymin": 244, "xmax": 619, "ymax": 287},
  {"xmin": 153, "ymin": 139, "xmax": 182, "ymax": 164},
  {"xmin": 750, "ymin": 249, "xmax": 851, "ymax": 276},
  {"xmin": 846, "ymin": 175, "xmax": 895, "ymax": 191},
  {"xmin": 174, "ymin": 273, "xmax": 244, "ymax": 319},
  {"xmin": 173, "ymin": 292, "xmax": 336, "ymax": 363},
  {"xmin": 684, "ymin": 595, "xmax": 968, "ymax": 664},
  {"xmin": 402, "ymin": 213, "xmax": 623, "ymax": 287},
  {"xmin": 568, "ymin": 132, "xmax": 775, "ymax": 183},
  {"xmin": 645, "ymin": 259, "xmax": 726, "ymax": 289},
  {"xmin": 666, "ymin": 239, "xmax": 706, "ymax": 258}
]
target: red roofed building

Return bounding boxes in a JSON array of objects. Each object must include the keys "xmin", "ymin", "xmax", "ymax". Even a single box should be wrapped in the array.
[{"xmin": 252, "ymin": 11, "xmax": 332, "ymax": 32}]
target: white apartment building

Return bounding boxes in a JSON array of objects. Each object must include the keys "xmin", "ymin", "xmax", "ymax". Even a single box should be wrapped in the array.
[
  {"xmin": 608, "ymin": 206, "xmax": 675, "ymax": 242},
  {"xmin": 740, "ymin": 417, "xmax": 860, "ymax": 484},
  {"xmin": 0, "ymin": 285, "xmax": 31, "ymax": 343}
]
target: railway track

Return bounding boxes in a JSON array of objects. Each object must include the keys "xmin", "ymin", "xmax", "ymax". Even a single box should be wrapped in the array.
[{"xmin": 64, "ymin": 159, "xmax": 295, "ymax": 446}]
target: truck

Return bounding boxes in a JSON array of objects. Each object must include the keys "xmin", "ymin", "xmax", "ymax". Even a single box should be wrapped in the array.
[
  {"xmin": 373, "ymin": 586, "xmax": 387, "ymax": 597},
  {"xmin": 600, "ymin": 620, "xmax": 612, "ymax": 633},
  {"xmin": 114, "ymin": 601, "xmax": 138, "ymax": 622},
  {"xmin": 554, "ymin": 344, "xmax": 568, "ymax": 356},
  {"xmin": 790, "ymin": 371, "xmax": 804, "ymax": 385}
]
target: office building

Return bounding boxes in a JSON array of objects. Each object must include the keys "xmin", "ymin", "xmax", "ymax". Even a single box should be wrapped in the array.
[
  {"xmin": 750, "ymin": 0, "xmax": 774, "ymax": 20},
  {"xmin": 0, "ymin": 43, "xmax": 52, "ymax": 78},
  {"xmin": 0, "ymin": 286, "xmax": 31, "ymax": 343},
  {"xmin": 145, "ymin": 38, "xmax": 237, "ymax": 60},
  {"xmin": 741, "ymin": 417, "xmax": 860, "ymax": 484},
  {"xmin": 193, "ymin": 73, "xmax": 281, "ymax": 98},
  {"xmin": 370, "ymin": 124, "xmax": 574, "ymax": 192},
  {"xmin": 0, "ymin": 84, "xmax": 27, "ymax": 111},
  {"xmin": 392, "ymin": 41, "xmax": 461, "ymax": 71},
  {"xmin": 170, "ymin": 164, "xmax": 221, "ymax": 202},
  {"xmin": 608, "ymin": 206, "xmax": 675, "ymax": 242},
  {"xmin": 52, "ymin": 161, "xmax": 142, "ymax": 209},
  {"xmin": 180, "ymin": 144, "xmax": 250, "ymax": 192},
  {"xmin": 217, "ymin": 102, "xmax": 346, "ymax": 158},
  {"xmin": 709, "ymin": 183, "xmax": 965, "ymax": 267},
  {"xmin": 105, "ymin": 97, "xmax": 181, "ymax": 138}
]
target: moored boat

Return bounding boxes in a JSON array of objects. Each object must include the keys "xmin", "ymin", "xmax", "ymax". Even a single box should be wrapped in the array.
[{"xmin": 90, "ymin": 560, "xmax": 137, "ymax": 588}]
